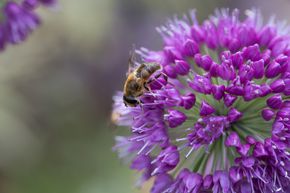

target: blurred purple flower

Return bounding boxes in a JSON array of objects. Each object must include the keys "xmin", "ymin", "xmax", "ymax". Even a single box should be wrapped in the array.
[
  {"xmin": 4, "ymin": 2, "xmax": 40, "ymax": 44},
  {"xmin": 0, "ymin": 0, "xmax": 57, "ymax": 50},
  {"xmin": 113, "ymin": 9, "xmax": 290, "ymax": 192}
]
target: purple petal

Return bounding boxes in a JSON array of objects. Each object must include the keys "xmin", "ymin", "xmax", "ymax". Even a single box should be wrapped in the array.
[
  {"xmin": 181, "ymin": 93, "xmax": 196, "ymax": 110},
  {"xmin": 188, "ymin": 75, "xmax": 212, "ymax": 94},
  {"xmin": 175, "ymin": 60, "xmax": 190, "ymax": 75},
  {"xmin": 270, "ymin": 79, "xmax": 285, "ymax": 93},
  {"xmin": 237, "ymin": 144, "xmax": 250, "ymax": 156},
  {"xmin": 253, "ymin": 142, "xmax": 268, "ymax": 157},
  {"xmin": 224, "ymin": 94, "xmax": 237, "ymax": 107},
  {"xmin": 225, "ymin": 132, "xmax": 241, "ymax": 147},
  {"xmin": 182, "ymin": 39, "xmax": 199, "ymax": 57},
  {"xmin": 251, "ymin": 59, "xmax": 265, "ymax": 79},
  {"xmin": 194, "ymin": 54, "xmax": 212, "ymax": 71},
  {"xmin": 241, "ymin": 156, "xmax": 255, "ymax": 168},
  {"xmin": 261, "ymin": 108, "xmax": 275, "ymax": 121},
  {"xmin": 265, "ymin": 61, "xmax": 282, "ymax": 78},
  {"xmin": 164, "ymin": 65, "xmax": 178, "ymax": 78},
  {"xmin": 165, "ymin": 109, "xmax": 187, "ymax": 128},
  {"xmin": 200, "ymin": 101, "xmax": 215, "ymax": 116},
  {"xmin": 266, "ymin": 94, "xmax": 282, "ymax": 109},
  {"xmin": 227, "ymin": 108, "xmax": 243, "ymax": 122},
  {"xmin": 211, "ymin": 84, "xmax": 225, "ymax": 100}
]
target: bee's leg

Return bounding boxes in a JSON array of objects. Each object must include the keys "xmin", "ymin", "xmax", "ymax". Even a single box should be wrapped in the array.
[
  {"xmin": 147, "ymin": 74, "xmax": 163, "ymax": 85},
  {"xmin": 148, "ymin": 73, "xmax": 163, "ymax": 83},
  {"xmin": 144, "ymin": 83, "xmax": 150, "ymax": 91},
  {"xmin": 160, "ymin": 72, "xmax": 176, "ymax": 86},
  {"xmin": 147, "ymin": 72, "xmax": 173, "ymax": 89},
  {"xmin": 144, "ymin": 82, "xmax": 156, "ymax": 97},
  {"xmin": 160, "ymin": 72, "xmax": 168, "ymax": 82},
  {"xmin": 137, "ymin": 99, "xmax": 145, "ymax": 112}
]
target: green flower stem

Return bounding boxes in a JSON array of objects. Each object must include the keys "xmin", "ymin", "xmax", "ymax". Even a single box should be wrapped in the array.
[
  {"xmin": 218, "ymin": 101, "xmax": 228, "ymax": 115},
  {"xmin": 171, "ymin": 155, "xmax": 187, "ymax": 177},
  {"xmin": 238, "ymin": 97, "xmax": 267, "ymax": 113},
  {"xmin": 211, "ymin": 151, "xmax": 217, "ymax": 173},
  {"xmin": 236, "ymin": 123, "xmax": 269, "ymax": 140},
  {"xmin": 231, "ymin": 125, "xmax": 247, "ymax": 142},
  {"xmin": 198, "ymin": 148, "xmax": 211, "ymax": 174},
  {"xmin": 216, "ymin": 138, "xmax": 222, "ymax": 170},
  {"xmin": 179, "ymin": 77, "xmax": 190, "ymax": 93},
  {"xmin": 241, "ymin": 113, "xmax": 263, "ymax": 121},
  {"xmin": 212, "ymin": 77, "xmax": 219, "ymax": 85},
  {"xmin": 185, "ymin": 117, "xmax": 198, "ymax": 121},
  {"xmin": 188, "ymin": 58, "xmax": 204, "ymax": 75},
  {"xmin": 192, "ymin": 147, "xmax": 206, "ymax": 172},
  {"xmin": 226, "ymin": 146, "xmax": 236, "ymax": 170},
  {"xmin": 211, "ymin": 138, "xmax": 222, "ymax": 172},
  {"xmin": 172, "ymin": 147, "xmax": 204, "ymax": 177},
  {"xmin": 193, "ymin": 95, "xmax": 202, "ymax": 107},
  {"xmin": 199, "ymin": 140, "xmax": 219, "ymax": 174},
  {"xmin": 221, "ymin": 134, "xmax": 226, "ymax": 170},
  {"xmin": 233, "ymin": 97, "xmax": 242, "ymax": 109},
  {"xmin": 243, "ymin": 103, "xmax": 266, "ymax": 114},
  {"xmin": 255, "ymin": 76, "xmax": 267, "ymax": 85},
  {"xmin": 203, "ymin": 45, "xmax": 222, "ymax": 64},
  {"xmin": 234, "ymin": 126, "xmax": 265, "ymax": 144},
  {"xmin": 238, "ymin": 120, "xmax": 271, "ymax": 130}
]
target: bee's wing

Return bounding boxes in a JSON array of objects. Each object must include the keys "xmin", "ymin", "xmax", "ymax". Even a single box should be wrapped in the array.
[{"xmin": 127, "ymin": 48, "xmax": 137, "ymax": 76}]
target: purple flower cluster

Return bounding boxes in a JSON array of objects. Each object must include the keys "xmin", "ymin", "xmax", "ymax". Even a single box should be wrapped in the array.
[
  {"xmin": 112, "ymin": 9, "xmax": 290, "ymax": 192},
  {"xmin": 0, "ymin": 0, "xmax": 56, "ymax": 50}
]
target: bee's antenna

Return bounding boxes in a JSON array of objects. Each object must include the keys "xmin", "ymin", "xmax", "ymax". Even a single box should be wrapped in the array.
[{"xmin": 138, "ymin": 100, "xmax": 145, "ymax": 113}]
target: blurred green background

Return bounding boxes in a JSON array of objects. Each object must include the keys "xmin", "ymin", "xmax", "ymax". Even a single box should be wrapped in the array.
[{"xmin": 0, "ymin": 0, "xmax": 290, "ymax": 193}]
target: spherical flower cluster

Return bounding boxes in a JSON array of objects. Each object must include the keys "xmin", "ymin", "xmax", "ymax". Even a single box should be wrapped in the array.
[
  {"xmin": 0, "ymin": 0, "xmax": 57, "ymax": 50},
  {"xmin": 112, "ymin": 9, "xmax": 290, "ymax": 193}
]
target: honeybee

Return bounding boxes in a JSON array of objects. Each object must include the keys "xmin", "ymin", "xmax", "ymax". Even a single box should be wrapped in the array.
[{"xmin": 123, "ymin": 52, "xmax": 161, "ymax": 107}]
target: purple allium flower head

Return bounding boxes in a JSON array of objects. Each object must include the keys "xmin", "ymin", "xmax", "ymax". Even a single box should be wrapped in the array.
[{"xmin": 112, "ymin": 9, "xmax": 290, "ymax": 193}]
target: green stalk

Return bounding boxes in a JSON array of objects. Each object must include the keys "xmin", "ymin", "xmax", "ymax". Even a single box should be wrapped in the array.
[
  {"xmin": 192, "ymin": 147, "xmax": 206, "ymax": 172},
  {"xmin": 238, "ymin": 97, "xmax": 266, "ymax": 112},
  {"xmin": 236, "ymin": 123, "xmax": 269, "ymax": 140},
  {"xmin": 221, "ymin": 134, "xmax": 226, "ymax": 170},
  {"xmin": 231, "ymin": 125, "xmax": 247, "ymax": 142},
  {"xmin": 211, "ymin": 138, "xmax": 221, "ymax": 172},
  {"xmin": 241, "ymin": 113, "xmax": 262, "ymax": 121}
]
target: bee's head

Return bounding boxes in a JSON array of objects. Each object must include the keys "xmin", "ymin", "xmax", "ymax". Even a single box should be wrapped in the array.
[{"xmin": 123, "ymin": 95, "xmax": 139, "ymax": 107}]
